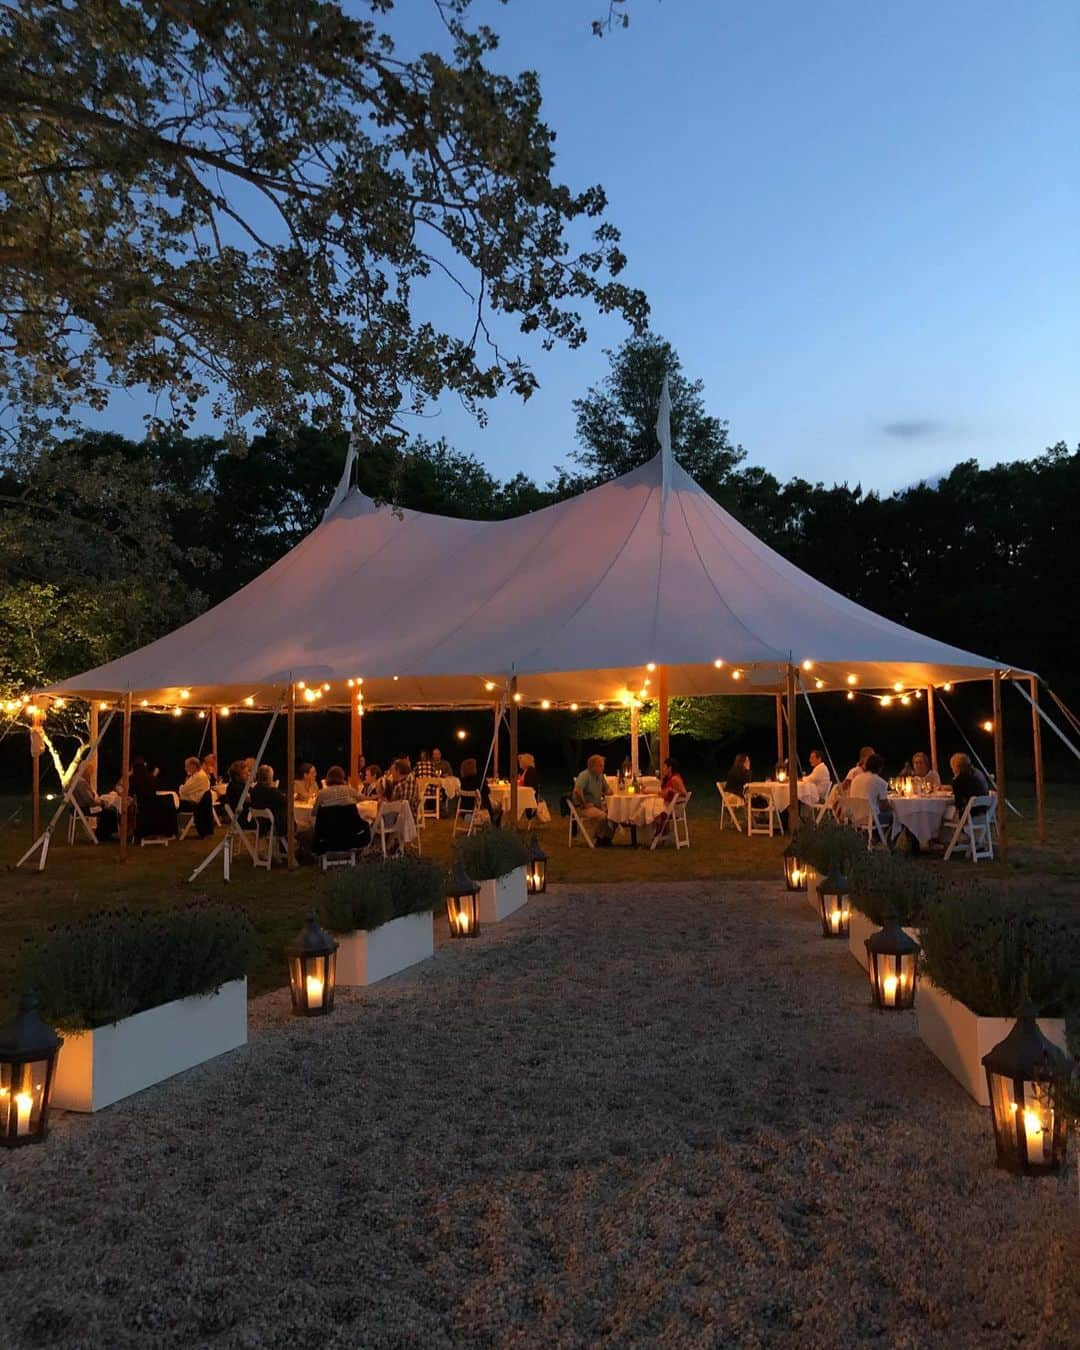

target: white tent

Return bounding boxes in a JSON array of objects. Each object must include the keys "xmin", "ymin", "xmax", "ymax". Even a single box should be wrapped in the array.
[{"xmin": 50, "ymin": 449, "xmax": 1012, "ymax": 709}]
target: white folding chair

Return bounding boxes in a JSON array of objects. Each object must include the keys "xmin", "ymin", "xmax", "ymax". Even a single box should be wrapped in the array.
[
  {"xmin": 66, "ymin": 800, "xmax": 100, "ymax": 845},
  {"xmin": 651, "ymin": 792, "xmax": 692, "ymax": 850},
  {"xmin": 717, "ymin": 785, "xmax": 745, "ymax": 833},
  {"xmin": 418, "ymin": 778, "xmax": 441, "ymax": 826},
  {"xmin": 567, "ymin": 799, "xmax": 597, "ymax": 849},
  {"xmin": 745, "ymin": 786, "xmax": 783, "ymax": 837},
  {"xmin": 943, "ymin": 793, "xmax": 997, "ymax": 862},
  {"xmin": 249, "ymin": 808, "xmax": 279, "ymax": 870},
  {"xmin": 222, "ymin": 803, "xmax": 259, "ymax": 864},
  {"xmin": 453, "ymin": 789, "xmax": 484, "ymax": 837},
  {"xmin": 843, "ymin": 795, "xmax": 891, "ymax": 850}
]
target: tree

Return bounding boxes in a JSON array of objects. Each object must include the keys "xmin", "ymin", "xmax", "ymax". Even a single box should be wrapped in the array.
[
  {"xmin": 0, "ymin": 1, "xmax": 647, "ymax": 444},
  {"xmin": 563, "ymin": 332, "xmax": 745, "ymax": 490}
]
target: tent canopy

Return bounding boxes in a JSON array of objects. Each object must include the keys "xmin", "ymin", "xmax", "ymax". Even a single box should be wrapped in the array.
[{"xmin": 50, "ymin": 452, "xmax": 1017, "ymax": 709}]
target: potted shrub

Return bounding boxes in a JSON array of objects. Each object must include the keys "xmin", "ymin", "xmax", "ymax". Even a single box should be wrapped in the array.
[
  {"xmin": 845, "ymin": 851, "xmax": 934, "ymax": 971},
  {"xmin": 917, "ymin": 887, "xmax": 1076, "ymax": 1105},
  {"xmin": 19, "ymin": 903, "xmax": 253, "ymax": 1113},
  {"xmin": 796, "ymin": 819, "xmax": 862, "ymax": 916},
  {"xmin": 323, "ymin": 858, "xmax": 440, "ymax": 986},
  {"xmin": 458, "ymin": 828, "xmax": 529, "ymax": 923}
]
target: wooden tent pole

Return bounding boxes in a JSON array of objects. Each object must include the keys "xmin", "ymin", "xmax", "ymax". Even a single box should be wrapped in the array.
[
  {"xmin": 30, "ymin": 706, "xmax": 42, "ymax": 841},
  {"xmin": 658, "ymin": 665, "xmax": 670, "ymax": 767},
  {"xmin": 992, "ymin": 670, "xmax": 1007, "ymax": 862},
  {"xmin": 508, "ymin": 678, "xmax": 519, "ymax": 823},
  {"xmin": 1029, "ymin": 675, "xmax": 1045, "ymax": 844},
  {"xmin": 786, "ymin": 667, "xmax": 798, "ymax": 825},
  {"xmin": 211, "ymin": 704, "xmax": 218, "ymax": 771},
  {"xmin": 775, "ymin": 694, "xmax": 784, "ymax": 771},
  {"xmin": 349, "ymin": 694, "xmax": 362, "ymax": 787},
  {"xmin": 88, "ymin": 701, "xmax": 99, "ymax": 793},
  {"xmin": 119, "ymin": 691, "xmax": 132, "ymax": 861},
  {"xmin": 926, "ymin": 685, "xmax": 938, "ymax": 777},
  {"xmin": 286, "ymin": 682, "xmax": 297, "ymax": 869},
  {"xmin": 492, "ymin": 701, "xmax": 500, "ymax": 780}
]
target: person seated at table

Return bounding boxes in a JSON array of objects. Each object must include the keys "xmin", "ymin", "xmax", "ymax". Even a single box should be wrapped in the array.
[
  {"xmin": 949, "ymin": 752, "xmax": 990, "ymax": 818},
  {"xmin": 129, "ymin": 754, "xmax": 178, "ymax": 840},
  {"xmin": 313, "ymin": 765, "xmax": 359, "ymax": 812},
  {"xmin": 414, "ymin": 748, "xmax": 435, "ymax": 781},
  {"xmin": 910, "ymin": 752, "xmax": 941, "ymax": 788},
  {"xmin": 179, "ymin": 756, "xmax": 215, "ymax": 837},
  {"xmin": 848, "ymin": 752, "xmax": 893, "ymax": 832},
  {"xmin": 517, "ymin": 753, "xmax": 538, "ymax": 790},
  {"xmin": 430, "ymin": 748, "xmax": 450, "ymax": 777},
  {"xmin": 386, "ymin": 757, "xmax": 418, "ymax": 809},
  {"xmin": 310, "ymin": 765, "xmax": 368, "ymax": 856},
  {"xmin": 652, "ymin": 757, "xmax": 688, "ymax": 839},
  {"xmin": 458, "ymin": 757, "xmax": 493, "ymax": 815},
  {"xmin": 201, "ymin": 752, "xmax": 219, "ymax": 786},
  {"xmin": 71, "ymin": 761, "xmax": 120, "ymax": 841},
  {"xmin": 572, "ymin": 754, "xmax": 615, "ymax": 845},
  {"xmin": 294, "ymin": 762, "xmax": 318, "ymax": 801},
  {"xmin": 250, "ymin": 764, "xmax": 288, "ymax": 836},
  {"xmin": 801, "ymin": 749, "xmax": 832, "ymax": 803},
  {"xmin": 355, "ymin": 753, "xmax": 366, "ymax": 782},
  {"xmin": 844, "ymin": 746, "xmax": 875, "ymax": 785},
  {"xmin": 360, "ymin": 763, "xmax": 384, "ymax": 800},
  {"xmin": 723, "ymin": 753, "xmax": 752, "ymax": 798},
  {"xmin": 222, "ymin": 759, "xmax": 252, "ymax": 826}
]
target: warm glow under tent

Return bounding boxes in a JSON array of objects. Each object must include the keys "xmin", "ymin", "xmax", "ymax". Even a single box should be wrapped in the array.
[{"xmin": 49, "ymin": 450, "xmax": 1016, "ymax": 709}]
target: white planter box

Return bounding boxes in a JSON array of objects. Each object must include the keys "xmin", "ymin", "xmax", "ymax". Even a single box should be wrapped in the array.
[
  {"xmin": 917, "ymin": 978, "xmax": 1068, "ymax": 1106},
  {"xmin": 336, "ymin": 911, "xmax": 434, "ymax": 986},
  {"xmin": 847, "ymin": 908, "xmax": 919, "ymax": 971},
  {"xmin": 52, "ymin": 978, "xmax": 248, "ymax": 1113},
  {"xmin": 478, "ymin": 866, "xmax": 528, "ymax": 923}
]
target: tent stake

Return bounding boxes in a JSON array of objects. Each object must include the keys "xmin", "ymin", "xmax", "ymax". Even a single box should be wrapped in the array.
[
  {"xmin": 786, "ymin": 666, "xmax": 798, "ymax": 827},
  {"xmin": 992, "ymin": 670, "xmax": 1007, "ymax": 862},
  {"xmin": 926, "ymin": 685, "xmax": 938, "ymax": 777},
  {"xmin": 508, "ymin": 676, "xmax": 519, "ymax": 823}
]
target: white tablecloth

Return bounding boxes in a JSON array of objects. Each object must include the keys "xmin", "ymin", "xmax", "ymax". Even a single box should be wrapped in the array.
[
  {"xmin": 750, "ymin": 781, "xmax": 818, "ymax": 814},
  {"xmin": 605, "ymin": 775, "xmax": 661, "ymax": 795},
  {"xmin": 605, "ymin": 793, "xmax": 664, "ymax": 827},
  {"xmin": 293, "ymin": 799, "xmax": 378, "ymax": 829},
  {"xmin": 887, "ymin": 794, "xmax": 952, "ymax": 846},
  {"xmin": 419, "ymin": 775, "xmax": 460, "ymax": 800},
  {"xmin": 487, "ymin": 783, "xmax": 537, "ymax": 817}
]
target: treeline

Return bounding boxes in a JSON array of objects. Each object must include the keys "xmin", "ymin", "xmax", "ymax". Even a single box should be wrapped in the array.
[{"xmin": 1, "ymin": 336, "xmax": 1077, "ymax": 710}]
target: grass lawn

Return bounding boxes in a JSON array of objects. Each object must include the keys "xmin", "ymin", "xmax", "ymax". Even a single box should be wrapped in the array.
[{"xmin": 2, "ymin": 777, "xmax": 1078, "ymax": 1012}]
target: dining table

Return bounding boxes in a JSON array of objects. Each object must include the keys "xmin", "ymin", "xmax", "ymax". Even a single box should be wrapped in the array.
[
  {"xmin": 604, "ymin": 790, "xmax": 664, "ymax": 846},
  {"xmin": 886, "ymin": 791, "xmax": 953, "ymax": 846},
  {"xmin": 750, "ymin": 780, "xmax": 820, "ymax": 816},
  {"xmin": 486, "ymin": 781, "xmax": 537, "ymax": 817},
  {"xmin": 293, "ymin": 798, "xmax": 378, "ymax": 830}
]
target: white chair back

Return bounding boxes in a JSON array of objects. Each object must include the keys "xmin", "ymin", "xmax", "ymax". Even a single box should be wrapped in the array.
[
  {"xmin": 717, "ymin": 785, "xmax": 744, "ymax": 833},
  {"xmin": 453, "ymin": 789, "xmax": 483, "ymax": 837},
  {"xmin": 943, "ymin": 793, "xmax": 996, "ymax": 862},
  {"xmin": 249, "ymin": 807, "xmax": 277, "ymax": 870},
  {"xmin": 567, "ymin": 799, "xmax": 596, "ymax": 849}
]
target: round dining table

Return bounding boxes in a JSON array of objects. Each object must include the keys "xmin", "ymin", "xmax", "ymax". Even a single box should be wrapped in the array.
[
  {"xmin": 750, "ymin": 780, "xmax": 820, "ymax": 815},
  {"xmin": 605, "ymin": 791, "xmax": 664, "ymax": 846},
  {"xmin": 293, "ymin": 799, "xmax": 378, "ymax": 830},
  {"xmin": 886, "ymin": 792, "xmax": 953, "ymax": 846},
  {"xmin": 486, "ymin": 782, "xmax": 537, "ymax": 817}
]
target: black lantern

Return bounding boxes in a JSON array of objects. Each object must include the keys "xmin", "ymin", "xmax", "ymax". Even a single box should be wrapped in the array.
[
  {"xmin": 782, "ymin": 841, "xmax": 807, "ymax": 892},
  {"xmin": 445, "ymin": 855, "xmax": 480, "ymax": 938},
  {"xmin": 817, "ymin": 870, "xmax": 851, "ymax": 939},
  {"xmin": 865, "ymin": 912, "xmax": 920, "ymax": 1010},
  {"xmin": 286, "ymin": 912, "xmax": 338, "ymax": 1017},
  {"xmin": 0, "ymin": 991, "xmax": 63, "ymax": 1148},
  {"xmin": 525, "ymin": 833, "xmax": 548, "ymax": 895},
  {"xmin": 982, "ymin": 1000, "xmax": 1070, "ymax": 1175}
]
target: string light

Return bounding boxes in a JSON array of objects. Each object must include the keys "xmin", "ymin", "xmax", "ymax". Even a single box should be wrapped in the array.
[
  {"xmin": 303, "ymin": 688, "xmax": 317, "ymax": 703},
  {"xmin": 646, "ymin": 662, "xmax": 657, "ymax": 672},
  {"xmin": 731, "ymin": 670, "xmax": 742, "ymax": 681},
  {"xmin": 893, "ymin": 682, "xmax": 904, "ymax": 693},
  {"xmin": 297, "ymin": 680, "xmax": 306, "ymax": 689},
  {"xmin": 99, "ymin": 700, "xmax": 109, "ymax": 711},
  {"xmin": 347, "ymin": 678, "xmax": 354, "ymax": 688},
  {"xmin": 197, "ymin": 711, "xmax": 206, "ymax": 720},
  {"xmin": 356, "ymin": 677, "xmax": 363, "ymax": 686},
  {"xmin": 846, "ymin": 690, "xmax": 855, "ymax": 701},
  {"xmin": 597, "ymin": 702, "xmax": 606, "ymax": 711},
  {"xmin": 713, "ymin": 658, "xmax": 724, "ymax": 669},
  {"xmin": 53, "ymin": 698, "xmax": 65, "ymax": 709},
  {"xmin": 180, "ymin": 689, "xmax": 190, "ymax": 700},
  {"xmin": 570, "ymin": 702, "xmax": 579, "ymax": 711},
  {"xmin": 456, "ymin": 729, "xmax": 467, "ymax": 740},
  {"xmin": 900, "ymin": 695, "xmax": 911, "ymax": 706},
  {"xmin": 243, "ymin": 696, "xmax": 255, "ymax": 707},
  {"xmin": 513, "ymin": 692, "xmax": 522, "ymax": 703},
  {"xmin": 25, "ymin": 704, "xmax": 40, "ymax": 718},
  {"xmin": 846, "ymin": 674, "xmax": 857, "ymax": 686},
  {"xmin": 172, "ymin": 707, "xmax": 182, "ymax": 718},
  {"xmin": 881, "ymin": 695, "xmax": 892, "ymax": 707},
  {"xmin": 982, "ymin": 720, "xmax": 994, "ymax": 733},
  {"xmin": 541, "ymin": 699, "xmax": 551, "ymax": 709},
  {"xmin": 322, "ymin": 682, "xmax": 330, "ymax": 692},
  {"xmin": 802, "ymin": 659, "xmax": 813, "ymax": 671},
  {"xmin": 392, "ymin": 675, "xmax": 399, "ymax": 682},
  {"xmin": 814, "ymin": 679, "xmax": 824, "ymax": 690},
  {"xmin": 943, "ymin": 682, "xmax": 953, "ymax": 692},
  {"xmin": 219, "ymin": 706, "xmax": 231, "ymax": 717}
]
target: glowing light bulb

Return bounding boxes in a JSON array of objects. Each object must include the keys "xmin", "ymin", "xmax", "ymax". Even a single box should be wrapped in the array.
[
  {"xmin": 172, "ymin": 707, "xmax": 182, "ymax": 718},
  {"xmin": 847, "ymin": 674, "xmax": 857, "ymax": 686},
  {"xmin": 881, "ymin": 696, "xmax": 892, "ymax": 707},
  {"xmin": 99, "ymin": 700, "xmax": 109, "ymax": 711},
  {"xmin": 484, "ymin": 681, "xmax": 496, "ymax": 692},
  {"xmin": 570, "ymin": 702, "xmax": 579, "ymax": 711},
  {"xmin": 392, "ymin": 675, "xmax": 399, "ymax": 682},
  {"xmin": 846, "ymin": 691, "xmax": 855, "ymax": 701},
  {"xmin": 297, "ymin": 680, "xmax": 306, "ymax": 689},
  {"xmin": 901, "ymin": 695, "xmax": 911, "ymax": 706},
  {"xmin": 219, "ymin": 706, "xmax": 230, "ymax": 717},
  {"xmin": 597, "ymin": 703, "xmax": 606, "ymax": 711},
  {"xmin": 982, "ymin": 720, "xmax": 993, "ymax": 733},
  {"xmin": 139, "ymin": 699, "xmax": 148, "ymax": 707},
  {"xmin": 347, "ymin": 678, "xmax": 354, "ymax": 688},
  {"xmin": 814, "ymin": 679, "xmax": 824, "ymax": 690},
  {"xmin": 53, "ymin": 697, "xmax": 65, "ymax": 709},
  {"xmin": 713, "ymin": 658, "xmax": 724, "ymax": 669},
  {"xmin": 243, "ymin": 696, "xmax": 254, "ymax": 707},
  {"xmin": 943, "ymin": 682, "xmax": 953, "ymax": 692},
  {"xmin": 322, "ymin": 682, "xmax": 330, "ymax": 692},
  {"xmin": 802, "ymin": 659, "xmax": 813, "ymax": 671},
  {"xmin": 893, "ymin": 681, "xmax": 903, "ymax": 692},
  {"xmin": 303, "ymin": 688, "xmax": 317, "ymax": 703},
  {"xmin": 456, "ymin": 729, "xmax": 467, "ymax": 740},
  {"xmin": 541, "ymin": 699, "xmax": 551, "ymax": 709},
  {"xmin": 180, "ymin": 689, "xmax": 190, "ymax": 700},
  {"xmin": 197, "ymin": 711, "xmax": 206, "ymax": 720},
  {"xmin": 646, "ymin": 662, "xmax": 656, "ymax": 672},
  {"xmin": 513, "ymin": 692, "xmax": 522, "ymax": 703},
  {"xmin": 731, "ymin": 670, "xmax": 741, "ymax": 681}
]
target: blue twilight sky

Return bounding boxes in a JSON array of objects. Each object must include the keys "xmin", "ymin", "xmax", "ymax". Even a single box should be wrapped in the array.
[{"xmin": 97, "ymin": 0, "xmax": 1080, "ymax": 494}]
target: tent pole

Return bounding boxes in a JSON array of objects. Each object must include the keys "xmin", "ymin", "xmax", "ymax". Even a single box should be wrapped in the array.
[
  {"xmin": 349, "ymin": 693, "xmax": 362, "ymax": 787},
  {"xmin": 493, "ymin": 702, "xmax": 500, "ymax": 779},
  {"xmin": 119, "ymin": 691, "xmax": 132, "ymax": 862},
  {"xmin": 630, "ymin": 700, "xmax": 640, "ymax": 778},
  {"xmin": 992, "ymin": 670, "xmax": 1007, "ymax": 862},
  {"xmin": 785, "ymin": 667, "xmax": 798, "ymax": 827},
  {"xmin": 211, "ymin": 704, "xmax": 218, "ymax": 771},
  {"xmin": 775, "ymin": 694, "xmax": 784, "ymax": 771},
  {"xmin": 1029, "ymin": 676, "xmax": 1045, "ymax": 843},
  {"xmin": 658, "ymin": 665, "xmax": 670, "ymax": 766},
  {"xmin": 30, "ymin": 706, "xmax": 42, "ymax": 841},
  {"xmin": 88, "ymin": 701, "xmax": 99, "ymax": 793},
  {"xmin": 286, "ymin": 682, "xmax": 297, "ymax": 869},
  {"xmin": 508, "ymin": 678, "xmax": 519, "ymax": 823},
  {"xmin": 926, "ymin": 685, "xmax": 938, "ymax": 777}
]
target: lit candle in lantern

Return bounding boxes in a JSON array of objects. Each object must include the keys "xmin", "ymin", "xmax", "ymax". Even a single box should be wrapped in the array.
[
  {"xmin": 305, "ymin": 973, "xmax": 324, "ymax": 1009},
  {"xmin": 15, "ymin": 1091, "xmax": 33, "ymax": 1137},
  {"xmin": 777, "ymin": 769, "xmax": 787, "ymax": 783},
  {"xmin": 456, "ymin": 911, "xmax": 473, "ymax": 936},
  {"xmin": 882, "ymin": 973, "xmax": 899, "ymax": 1007},
  {"xmin": 829, "ymin": 907, "xmax": 842, "ymax": 935},
  {"xmin": 1022, "ymin": 1107, "xmax": 1045, "ymax": 1164},
  {"xmin": 791, "ymin": 868, "xmax": 804, "ymax": 887}
]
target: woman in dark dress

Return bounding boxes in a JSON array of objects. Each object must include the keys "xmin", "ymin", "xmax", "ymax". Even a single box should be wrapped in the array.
[
  {"xmin": 723, "ymin": 753, "xmax": 752, "ymax": 797},
  {"xmin": 130, "ymin": 755, "xmax": 178, "ymax": 840}
]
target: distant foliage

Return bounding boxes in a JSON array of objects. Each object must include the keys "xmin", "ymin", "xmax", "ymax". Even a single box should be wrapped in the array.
[
  {"xmin": 919, "ymin": 887, "xmax": 1080, "ymax": 1018},
  {"xmin": 322, "ymin": 857, "xmax": 444, "ymax": 934},
  {"xmin": 458, "ymin": 828, "xmax": 529, "ymax": 881},
  {"xmin": 19, "ymin": 903, "xmax": 255, "ymax": 1031}
]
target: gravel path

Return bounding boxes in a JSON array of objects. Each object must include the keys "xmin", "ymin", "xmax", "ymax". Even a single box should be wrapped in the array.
[{"xmin": 2, "ymin": 881, "xmax": 1077, "ymax": 1349}]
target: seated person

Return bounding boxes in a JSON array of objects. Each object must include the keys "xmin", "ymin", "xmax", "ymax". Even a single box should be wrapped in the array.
[
  {"xmin": 359, "ymin": 763, "xmax": 384, "ymax": 800},
  {"xmin": 311, "ymin": 765, "xmax": 367, "ymax": 855},
  {"xmin": 844, "ymin": 746, "xmax": 875, "ymax": 785},
  {"xmin": 458, "ymin": 757, "xmax": 493, "ymax": 816},
  {"xmin": 223, "ymin": 759, "xmax": 251, "ymax": 826},
  {"xmin": 517, "ymin": 753, "xmax": 539, "ymax": 790},
  {"xmin": 313, "ymin": 764, "xmax": 359, "ymax": 812},
  {"xmin": 71, "ymin": 761, "xmax": 120, "ymax": 841},
  {"xmin": 652, "ymin": 756, "xmax": 687, "ymax": 837},
  {"xmin": 201, "ymin": 752, "xmax": 219, "ymax": 786},
  {"xmin": 949, "ymin": 752, "xmax": 990, "ymax": 818},
  {"xmin": 130, "ymin": 754, "xmax": 178, "ymax": 839},
  {"xmin": 801, "ymin": 749, "xmax": 831, "ymax": 803},
  {"xmin": 572, "ymin": 754, "xmax": 614, "ymax": 844},
  {"xmin": 848, "ymin": 752, "xmax": 893, "ymax": 831},
  {"xmin": 430, "ymin": 748, "xmax": 450, "ymax": 777},
  {"xmin": 179, "ymin": 756, "xmax": 215, "ymax": 837},
  {"xmin": 250, "ymin": 764, "xmax": 288, "ymax": 836},
  {"xmin": 414, "ymin": 749, "xmax": 435, "ymax": 782},
  {"xmin": 723, "ymin": 753, "xmax": 752, "ymax": 798},
  {"xmin": 385, "ymin": 757, "xmax": 418, "ymax": 810},
  {"xmin": 294, "ymin": 762, "xmax": 318, "ymax": 802},
  {"xmin": 911, "ymin": 752, "xmax": 941, "ymax": 788}
]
